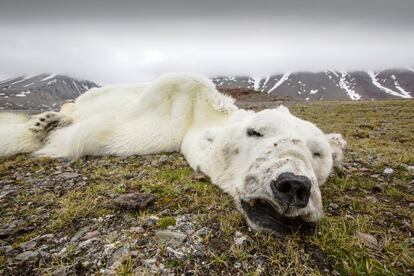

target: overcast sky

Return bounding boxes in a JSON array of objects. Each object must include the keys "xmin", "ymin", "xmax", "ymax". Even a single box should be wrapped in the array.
[{"xmin": 1, "ymin": 0, "xmax": 414, "ymax": 84}]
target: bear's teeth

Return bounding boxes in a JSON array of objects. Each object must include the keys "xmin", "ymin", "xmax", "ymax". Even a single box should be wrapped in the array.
[{"xmin": 249, "ymin": 199, "xmax": 257, "ymax": 207}]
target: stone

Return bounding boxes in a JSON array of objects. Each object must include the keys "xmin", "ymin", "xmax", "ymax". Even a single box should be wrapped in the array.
[
  {"xmin": 383, "ymin": 167, "xmax": 394, "ymax": 178},
  {"xmin": 60, "ymin": 172, "xmax": 80, "ymax": 180},
  {"xmin": 15, "ymin": 250, "xmax": 38, "ymax": 262},
  {"xmin": 82, "ymin": 230, "xmax": 100, "ymax": 240},
  {"xmin": 328, "ymin": 203, "xmax": 339, "ymax": 210},
  {"xmin": 78, "ymin": 237, "xmax": 101, "ymax": 249},
  {"xmin": 145, "ymin": 216, "xmax": 159, "ymax": 227},
  {"xmin": 403, "ymin": 165, "xmax": 414, "ymax": 173},
  {"xmin": 112, "ymin": 193, "xmax": 155, "ymax": 210},
  {"xmin": 129, "ymin": 226, "xmax": 145, "ymax": 234},
  {"xmin": 70, "ymin": 225, "xmax": 91, "ymax": 242},
  {"xmin": 0, "ymin": 245, "xmax": 13, "ymax": 254},
  {"xmin": 234, "ymin": 231, "xmax": 250, "ymax": 246},
  {"xmin": 354, "ymin": 231, "xmax": 379, "ymax": 250},
  {"xmin": 20, "ymin": 241, "xmax": 36, "ymax": 251},
  {"xmin": 51, "ymin": 267, "xmax": 68, "ymax": 276},
  {"xmin": 154, "ymin": 230, "xmax": 187, "ymax": 247},
  {"xmin": 372, "ymin": 183, "xmax": 386, "ymax": 192},
  {"xmin": 190, "ymin": 171, "xmax": 207, "ymax": 181},
  {"xmin": 194, "ymin": 227, "xmax": 210, "ymax": 238},
  {"xmin": 108, "ymin": 245, "xmax": 131, "ymax": 267}
]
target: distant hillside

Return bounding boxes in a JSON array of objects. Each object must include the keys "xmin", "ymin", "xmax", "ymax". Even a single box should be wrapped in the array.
[
  {"xmin": 213, "ymin": 69, "xmax": 414, "ymax": 100},
  {"xmin": 1, "ymin": 69, "xmax": 413, "ymax": 112},
  {"xmin": 0, "ymin": 74, "xmax": 99, "ymax": 111}
]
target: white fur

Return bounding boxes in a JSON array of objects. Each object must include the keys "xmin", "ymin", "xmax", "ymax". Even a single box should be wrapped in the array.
[{"xmin": 0, "ymin": 73, "xmax": 345, "ymax": 230}]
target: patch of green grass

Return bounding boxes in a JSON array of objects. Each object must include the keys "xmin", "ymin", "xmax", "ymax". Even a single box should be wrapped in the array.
[{"xmin": 157, "ymin": 216, "xmax": 176, "ymax": 229}]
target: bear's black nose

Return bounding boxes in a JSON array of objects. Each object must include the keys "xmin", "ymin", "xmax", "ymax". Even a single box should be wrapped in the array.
[{"xmin": 270, "ymin": 172, "xmax": 311, "ymax": 208}]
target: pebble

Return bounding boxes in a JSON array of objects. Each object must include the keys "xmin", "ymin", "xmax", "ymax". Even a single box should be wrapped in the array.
[
  {"xmin": 328, "ymin": 203, "xmax": 339, "ymax": 210},
  {"xmin": 129, "ymin": 226, "xmax": 145, "ymax": 234},
  {"xmin": 194, "ymin": 227, "xmax": 210, "ymax": 238},
  {"xmin": 70, "ymin": 226, "xmax": 91, "ymax": 242},
  {"xmin": 190, "ymin": 171, "xmax": 207, "ymax": 181},
  {"xmin": 372, "ymin": 183, "xmax": 386, "ymax": 192},
  {"xmin": 383, "ymin": 167, "xmax": 394, "ymax": 178},
  {"xmin": 354, "ymin": 231, "xmax": 379, "ymax": 250},
  {"xmin": 403, "ymin": 165, "xmax": 414, "ymax": 173},
  {"xmin": 15, "ymin": 251, "xmax": 38, "ymax": 262},
  {"xmin": 108, "ymin": 245, "xmax": 131, "ymax": 267},
  {"xmin": 112, "ymin": 192, "xmax": 155, "ymax": 210},
  {"xmin": 154, "ymin": 230, "xmax": 187, "ymax": 247},
  {"xmin": 59, "ymin": 172, "xmax": 80, "ymax": 180},
  {"xmin": 51, "ymin": 267, "xmax": 68, "ymax": 276},
  {"xmin": 78, "ymin": 237, "xmax": 101, "ymax": 249},
  {"xmin": 20, "ymin": 241, "xmax": 36, "ymax": 251},
  {"xmin": 82, "ymin": 230, "xmax": 100, "ymax": 240},
  {"xmin": 234, "ymin": 231, "xmax": 249, "ymax": 246},
  {"xmin": 0, "ymin": 245, "xmax": 13, "ymax": 254}
]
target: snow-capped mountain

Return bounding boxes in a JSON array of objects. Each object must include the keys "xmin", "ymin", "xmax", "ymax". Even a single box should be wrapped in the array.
[
  {"xmin": 213, "ymin": 69, "xmax": 414, "ymax": 100},
  {"xmin": 0, "ymin": 74, "xmax": 99, "ymax": 111}
]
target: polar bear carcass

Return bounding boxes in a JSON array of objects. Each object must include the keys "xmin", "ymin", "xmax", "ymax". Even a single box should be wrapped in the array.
[{"xmin": 0, "ymin": 73, "xmax": 346, "ymax": 233}]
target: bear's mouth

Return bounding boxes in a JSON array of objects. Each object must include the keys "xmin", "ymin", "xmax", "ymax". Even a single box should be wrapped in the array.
[{"xmin": 240, "ymin": 198, "xmax": 314, "ymax": 233}]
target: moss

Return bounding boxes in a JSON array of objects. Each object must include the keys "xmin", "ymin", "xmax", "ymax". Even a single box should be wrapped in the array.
[{"xmin": 157, "ymin": 216, "xmax": 177, "ymax": 229}]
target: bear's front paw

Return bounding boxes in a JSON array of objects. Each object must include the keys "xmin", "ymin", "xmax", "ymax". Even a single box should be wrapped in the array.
[{"xmin": 29, "ymin": 111, "xmax": 71, "ymax": 141}]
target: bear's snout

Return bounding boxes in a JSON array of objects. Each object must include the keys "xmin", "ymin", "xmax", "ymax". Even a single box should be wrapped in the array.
[{"xmin": 270, "ymin": 172, "xmax": 311, "ymax": 208}]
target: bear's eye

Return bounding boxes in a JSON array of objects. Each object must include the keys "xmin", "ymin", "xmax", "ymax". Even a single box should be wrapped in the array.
[
  {"xmin": 247, "ymin": 128, "xmax": 263, "ymax": 137},
  {"xmin": 313, "ymin": 152, "xmax": 322, "ymax": 158}
]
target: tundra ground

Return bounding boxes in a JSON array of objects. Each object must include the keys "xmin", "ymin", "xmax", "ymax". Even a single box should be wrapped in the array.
[{"xmin": 0, "ymin": 100, "xmax": 413, "ymax": 275}]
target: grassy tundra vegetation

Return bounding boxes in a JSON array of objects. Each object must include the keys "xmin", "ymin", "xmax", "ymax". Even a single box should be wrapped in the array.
[{"xmin": 0, "ymin": 100, "xmax": 413, "ymax": 275}]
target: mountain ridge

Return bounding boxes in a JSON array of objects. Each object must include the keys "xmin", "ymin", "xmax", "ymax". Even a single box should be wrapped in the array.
[
  {"xmin": 0, "ymin": 74, "xmax": 99, "ymax": 111},
  {"xmin": 212, "ymin": 68, "xmax": 414, "ymax": 100}
]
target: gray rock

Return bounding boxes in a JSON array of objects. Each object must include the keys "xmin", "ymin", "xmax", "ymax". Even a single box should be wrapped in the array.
[
  {"xmin": 0, "ymin": 245, "xmax": 13, "ymax": 254},
  {"xmin": 328, "ymin": 203, "xmax": 339, "ymax": 210},
  {"xmin": 78, "ymin": 237, "xmax": 101, "ymax": 249},
  {"xmin": 129, "ymin": 226, "xmax": 145, "ymax": 234},
  {"xmin": 154, "ymin": 230, "xmax": 187, "ymax": 247},
  {"xmin": 70, "ymin": 225, "xmax": 91, "ymax": 242},
  {"xmin": 234, "ymin": 231, "xmax": 250, "ymax": 246},
  {"xmin": 20, "ymin": 241, "xmax": 36, "ymax": 251},
  {"xmin": 354, "ymin": 231, "xmax": 379, "ymax": 250},
  {"xmin": 108, "ymin": 245, "xmax": 131, "ymax": 267},
  {"xmin": 60, "ymin": 172, "xmax": 80, "ymax": 180},
  {"xmin": 383, "ymin": 167, "xmax": 394, "ymax": 178},
  {"xmin": 194, "ymin": 227, "xmax": 210, "ymax": 238},
  {"xmin": 372, "ymin": 183, "xmax": 386, "ymax": 192},
  {"xmin": 112, "ymin": 192, "xmax": 155, "ymax": 210},
  {"xmin": 15, "ymin": 250, "xmax": 38, "ymax": 262},
  {"xmin": 403, "ymin": 164, "xmax": 414, "ymax": 173},
  {"xmin": 51, "ymin": 267, "xmax": 68, "ymax": 276},
  {"xmin": 82, "ymin": 230, "xmax": 100, "ymax": 240},
  {"xmin": 190, "ymin": 171, "xmax": 207, "ymax": 181}
]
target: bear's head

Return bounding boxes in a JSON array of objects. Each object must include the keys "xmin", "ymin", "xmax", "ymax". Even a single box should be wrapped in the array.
[{"xmin": 210, "ymin": 106, "xmax": 346, "ymax": 233}]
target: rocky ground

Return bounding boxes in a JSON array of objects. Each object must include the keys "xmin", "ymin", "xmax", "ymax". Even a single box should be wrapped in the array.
[{"xmin": 0, "ymin": 100, "xmax": 413, "ymax": 275}]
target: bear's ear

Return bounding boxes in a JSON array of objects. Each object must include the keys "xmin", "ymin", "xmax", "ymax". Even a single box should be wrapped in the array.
[
  {"xmin": 325, "ymin": 133, "xmax": 346, "ymax": 168},
  {"xmin": 276, "ymin": 105, "xmax": 291, "ymax": 114}
]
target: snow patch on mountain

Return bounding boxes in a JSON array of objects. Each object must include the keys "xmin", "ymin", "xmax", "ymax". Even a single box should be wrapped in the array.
[
  {"xmin": 368, "ymin": 71, "xmax": 412, "ymax": 99},
  {"xmin": 41, "ymin": 74, "xmax": 57, "ymax": 81},
  {"xmin": 338, "ymin": 71, "xmax": 361, "ymax": 100},
  {"xmin": 268, "ymin": 73, "xmax": 290, "ymax": 94}
]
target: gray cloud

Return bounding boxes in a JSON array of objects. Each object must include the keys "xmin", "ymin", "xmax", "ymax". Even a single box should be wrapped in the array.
[{"xmin": 1, "ymin": 0, "xmax": 414, "ymax": 84}]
